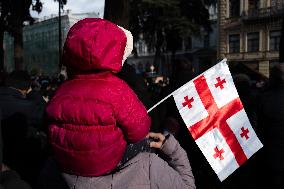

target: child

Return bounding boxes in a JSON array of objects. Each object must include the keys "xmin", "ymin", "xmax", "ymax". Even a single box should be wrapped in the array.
[{"xmin": 45, "ymin": 18, "xmax": 151, "ymax": 176}]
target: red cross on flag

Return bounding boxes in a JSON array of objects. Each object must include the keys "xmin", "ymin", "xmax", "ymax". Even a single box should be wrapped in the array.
[{"xmin": 172, "ymin": 59, "xmax": 263, "ymax": 181}]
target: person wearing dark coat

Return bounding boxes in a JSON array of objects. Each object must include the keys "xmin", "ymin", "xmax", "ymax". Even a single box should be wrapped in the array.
[
  {"xmin": 26, "ymin": 87, "xmax": 47, "ymax": 132},
  {"xmin": 0, "ymin": 108, "xmax": 31, "ymax": 189},
  {"xmin": 0, "ymin": 71, "xmax": 43, "ymax": 187},
  {"xmin": 258, "ymin": 66, "xmax": 284, "ymax": 189},
  {"xmin": 0, "ymin": 169, "xmax": 31, "ymax": 189}
]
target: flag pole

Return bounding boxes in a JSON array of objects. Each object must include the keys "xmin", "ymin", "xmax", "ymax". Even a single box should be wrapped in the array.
[{"xmin": 147, "ymin": 92, "xmax": 174, "ymax": 113}]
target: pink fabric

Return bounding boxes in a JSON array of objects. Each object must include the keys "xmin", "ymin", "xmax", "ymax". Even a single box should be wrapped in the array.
[
  {"xmin": 63, "ymin": 18, "xmax": 127, "ymax": 73},
  {"xmin": 46, "ymin": 19, "xmax": 151, "ymax": 177}
]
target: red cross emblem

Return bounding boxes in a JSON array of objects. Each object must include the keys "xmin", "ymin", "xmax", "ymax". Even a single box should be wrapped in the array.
[
  {"xmin": 188, "ymin": 75, "xmax": 247, "ymax": 165},
  {"xmin": 240, "ymin": 127, "xmax": 249, "ymax": 140},
  {"xmin": 215, "ymin": 77, "xmax": 226, "ymax": 89},
  {"xmin": 182, "ymin": 96, "xmax": 194, "ymax": 109},
  {"xmin": 213, "ymin": 146, "xmax": 225, "ymax": 160}
]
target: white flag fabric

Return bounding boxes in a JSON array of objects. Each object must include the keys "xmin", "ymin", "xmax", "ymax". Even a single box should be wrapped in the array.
[{"xmin": 173, "ymin": 59, "xmax": 263, "ymax": 181}]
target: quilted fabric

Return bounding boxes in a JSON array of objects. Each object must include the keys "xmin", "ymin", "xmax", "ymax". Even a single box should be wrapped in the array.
[{"xmin": 46, "ymin": 19, "xmax": 151, "ymax": 176}]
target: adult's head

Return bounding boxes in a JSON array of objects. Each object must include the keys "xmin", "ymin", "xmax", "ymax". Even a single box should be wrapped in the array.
[
  {"xmin": 269, "ymin": 65, "xmax": 284, "ymax": 88},
  {"xmin": 233, "ymin": 73, "xmax": 251, "ymax": 92},
  {"xmin": 172, "ymin": 57, "xmax": 194, "ymax": 88},
  {"xmin": 63, "ymin": 18, "xmax": 133, "ymax": 77},
  {"xmin": 5, "ymin": 71, "xmax": 31, "ymax": 95},
  {"xmin": 174, "ymin": 57, "xmax": 192, "ymax": 72}
]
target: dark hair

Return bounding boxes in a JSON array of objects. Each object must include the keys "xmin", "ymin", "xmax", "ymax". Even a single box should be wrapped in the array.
[
  {"xmin": 6, "ymin": 71, "xmax": 31, "ymax": 90},
  {"xmin": 269, "ymin": 65, "xmax": 283, "ymax": 88},
  {"xmin": 0, "ymin": 71, "xmax": 8, "ymax": 86},
  {"xmin": 175, "ymin": 57, "xmax": 192, "ymax": 71}
]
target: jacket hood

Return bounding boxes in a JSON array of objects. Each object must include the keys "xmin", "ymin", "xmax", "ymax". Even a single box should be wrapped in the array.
[{"xmin": 63, "ymin": 18, "xmax": 133, "ymax": 74}]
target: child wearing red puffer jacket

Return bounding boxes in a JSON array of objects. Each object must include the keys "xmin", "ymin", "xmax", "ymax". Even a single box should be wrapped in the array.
[{"xmin": 45, "ymin": 18, "xmax": 151, "ymax": 177}]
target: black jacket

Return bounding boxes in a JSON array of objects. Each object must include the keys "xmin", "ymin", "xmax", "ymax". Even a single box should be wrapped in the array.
[
  {"xmin": 258, "ymin": 85, "xmax": 284, "ymax": 171},
  {"xmin": 0, "ymin": 87, "xmax": 43, "ymax": 186},
  {"xmin": 0, "ymin": 170, "xmax": 31, "ymax": 189},
  {"xmin": 0, "ymin": 87, "xmax": 36, "ymax": 126}
]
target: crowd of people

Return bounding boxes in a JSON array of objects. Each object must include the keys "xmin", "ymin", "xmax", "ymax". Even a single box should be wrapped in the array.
[
  {"xmin": 0, "ymin": 18, "xmax": 283, "ymax": 189},
  {"xmin": 0, "ymin": 70, "xmax": 64, "ymax": 188}
]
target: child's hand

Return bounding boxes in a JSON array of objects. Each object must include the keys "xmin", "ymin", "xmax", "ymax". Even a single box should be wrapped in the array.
[{"xmin": 146, "ymin": 132, "xmax": 165, "ymax": 149}]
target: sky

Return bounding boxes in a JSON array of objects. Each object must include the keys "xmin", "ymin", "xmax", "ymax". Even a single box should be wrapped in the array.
[{"xmin": 30, "ymin": 0, "xmax": 105, "ymax": 18}]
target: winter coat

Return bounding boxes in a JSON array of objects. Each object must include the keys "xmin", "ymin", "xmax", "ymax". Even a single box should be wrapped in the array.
[
  {"xmin": 0, "ymin": 87, "xmax": 43, "ymax": 185},
  {"xmin": 45, "ymin": 18, "xmax": 151, "ymax": 177},
  {"xmin": 0, "ymin": 87, "xmax": 36, "ymax": 127},
  {"xmin": 26, "ymin": 90, "xmax": 46, "ymax": 130},
  {"xmin": 62, "ymin": 134, "xmax": 196, "ymax": 189},
  {"xmin": 258, "ymin": 85, "xmax": 284, "ymax": 171},
  {"xmin": 0, "ymin": 170, "xmax": 31, "ymax": 189}
]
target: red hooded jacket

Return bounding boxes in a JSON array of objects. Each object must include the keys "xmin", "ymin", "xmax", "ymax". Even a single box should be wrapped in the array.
[{"xmin": 45, "ymin": 18, "xmax": 151, "ymax": 177}]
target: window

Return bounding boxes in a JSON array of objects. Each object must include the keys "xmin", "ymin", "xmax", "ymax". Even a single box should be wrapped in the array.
[
  {"xmin": 185, "ymin": 37, "xmax": 192, "ymax": 50},
  {"xmin": 229, "ymin": 0, "xmax": 240, "ymax": 18},
  {"xmin": 269, "ymin": 30, "xmax": 281, "ymax": 51},
  {"xmin": 138, "ymin": 41, "xmax": 143, "ymax": 54},
  {"xmin": 248, "ymin": 0, "xmax": 260, "ymax": 10},
  {"xmin": 247, "ymin": 0, "xmax": 260, "ymax": 16},
  {"xmin": 270, "ymin": 60, "xmax": 279, "ymax": 68},
  {"xmin": 244, "ymin": 61, "xmax": 259, "ymax": 71},
  {"xmin": 229, "ymin": 34, "xmax": 240, "ymax": 53},
  {"xmin": 271, "ymin": 0, "xmax": 281, "ymax": 8},
  {"xmin": 35, "ymin": 33, "xmax": 39, "ymax": 41},
  {"xmin": 204, "ymin": 34, "xmax": 210, "ymax": 48},
  {"xmin": 247, "ymin": 32, "xmax": 259, "ymax": 52}
]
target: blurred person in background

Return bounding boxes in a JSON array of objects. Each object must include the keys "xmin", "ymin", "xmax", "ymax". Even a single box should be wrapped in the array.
[
  {"xmin": 0, "ymin": 111, "xmax": 32, "ymax": 189},
  {"xmin": 258, "ymin": 66, "xmax": 284, "ymax": 189},
  {"xmin": 0, "ymin": 71, "xmax": 45, "ymax": 187}
]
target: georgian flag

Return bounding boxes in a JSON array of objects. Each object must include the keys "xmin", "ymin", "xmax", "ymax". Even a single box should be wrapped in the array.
[{"xmin": 173, "ymin": 59, "xmax": 263, "ymax": 181}]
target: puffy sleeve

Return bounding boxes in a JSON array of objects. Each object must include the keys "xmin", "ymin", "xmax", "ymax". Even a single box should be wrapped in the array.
[{"xmin": 115, "ymin": 81, "xmax": 151, "ymax": 143}]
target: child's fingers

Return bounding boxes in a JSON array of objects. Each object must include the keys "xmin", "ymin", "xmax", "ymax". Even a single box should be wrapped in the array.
[
  {"xmin": 150, "ymin": 142, "xmax": 161, "ymax": 149},
  {"xmin": 147, "ymin": 132, "xmax": 164, "ymax": 140}
]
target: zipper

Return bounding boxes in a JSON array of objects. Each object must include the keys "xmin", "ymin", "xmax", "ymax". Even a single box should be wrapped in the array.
[{"xmin": 72, "ymin": 176, "xmax": 79, "ymax": 189}]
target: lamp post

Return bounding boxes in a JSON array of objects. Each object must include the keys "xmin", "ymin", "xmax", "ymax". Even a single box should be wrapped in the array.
[
  {"xmin": 150, "ymin": 65, "xmax": 155, "ymax": 76},
  {"xmin": 58, "ymin": 0, "xmax": 62, "ymax": 69}
]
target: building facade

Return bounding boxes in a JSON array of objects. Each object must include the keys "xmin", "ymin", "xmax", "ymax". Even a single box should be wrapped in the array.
[
  {"xmin": 4, "ymin": 11, "xmax": 98, "ymax": 75},
  {"xmin": 128, "ymin": 4, "xmax": 218, "ymax": 77},
  {"xmin": 218, "ymin": 0, "xmax": 284, "ymax": 77}
]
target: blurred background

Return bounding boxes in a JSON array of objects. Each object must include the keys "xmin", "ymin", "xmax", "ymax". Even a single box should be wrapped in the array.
[{"xmin": 1, "ymin": 0, "xmax": 283, "ymax": 80}]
